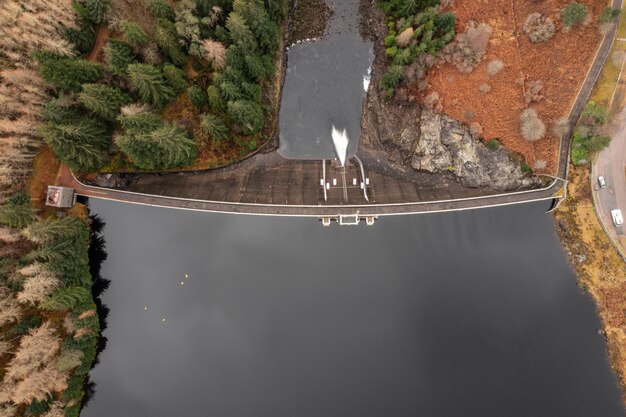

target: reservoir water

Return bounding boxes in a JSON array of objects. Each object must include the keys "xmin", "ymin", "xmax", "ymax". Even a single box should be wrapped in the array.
[{"xmin": 83, "ymin": 199, "xmax": 625, "ymax": 417}]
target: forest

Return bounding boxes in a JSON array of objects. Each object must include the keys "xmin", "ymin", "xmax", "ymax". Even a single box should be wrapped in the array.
[
  {"xmin": 0, "ymin": 194, "xmax": 104, "ymax": 417},
  {"xmin": 0, "ymin": 0, "xmax": 290, "ymax": 195}
]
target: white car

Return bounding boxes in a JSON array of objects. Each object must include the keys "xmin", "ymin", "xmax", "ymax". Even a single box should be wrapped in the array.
[
  {"xmin": 612, "ymin": 209, "xmax": 623, "ymax": 227},
  {"xmin": 598, "ymin": 176, "xmax": 606, "ymax": 188}
]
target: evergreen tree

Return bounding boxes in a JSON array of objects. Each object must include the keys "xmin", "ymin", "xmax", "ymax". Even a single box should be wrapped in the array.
[
  {"xmin": 126, "ymin": 63, "xmax": 175, "ymax": 108},
  {"xmin": 0, "ymin": 202, "xmax": 34, "ymax": 229},
  {"xmin": 206, "ymin": 85, "xmax": 225, "ymax": 111},
  {"xmin": 104, "ymin": 40, "xmax": 136, "ymax": 77},
  {"xmin": 163, "ymin": 65, "xmax": 187, "ymax": 93},
  {"xmin": 118, "ymin": 106, "xmax": 162, "ymax": 132},
  {"xmin": 227, "ymin": 100, "xmax": 263, "ymax": 134},
  {"xmin": 41, "ymin": 96, "xmax": 81, "ymax": 124},
  {"xmin": 39, "ymin": 118, "xmax": 111, "ymax": 172},
  {"xmin": 200, "ymin": 113, "xmax": 228, "ymax": 141},
  {"xmin": 79, "ymin": 84, "xmax": 130, "ymax": 120},
  {"xmin": 226, "ymin": 12, "xmax": 257, "ymax": 53},
  {"xmin": 188, "ymin": 85, "xmax": 207, "ymax": 107},
  {"xmin": 82, "ymin": 0, "xmax": 109, "ymax": 24},
  {"xmin": 155, "ymin": 19, "xmax": 187, "ymax": 65},
  {"xmin": 36, "ymin": 55, "xmax": 104, "ymax": 92},
  {"xmin": 146, "ymin": 0, "xmax": 175, "ymax": 20},
  {"xmin": 22, "ymin": 217, "xmax": 85, "ymax": 245},
  {"xmin": 115, "ymin": 123, "xmax": 197, "ymax": 169},
  {"xmin": 244, "ymin": 54, "xmax": 273, "ymax": 81},
  {"xmin": 41, "ymin": 287, "xmax": 92, "ymax": 311},
  {"xmin": 119, "ymin": 20, "xmax": 149, "ymax": 46}
]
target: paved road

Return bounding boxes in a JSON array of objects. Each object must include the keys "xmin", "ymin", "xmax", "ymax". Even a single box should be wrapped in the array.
[{"xmin": 593, "ymin": 108, "xmax": 626, "ymax": 251}]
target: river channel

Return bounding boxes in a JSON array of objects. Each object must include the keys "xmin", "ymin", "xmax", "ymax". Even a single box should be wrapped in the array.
[{"xmin": 82, "ymin": 199, "xmax": 625, "ymax": 417}]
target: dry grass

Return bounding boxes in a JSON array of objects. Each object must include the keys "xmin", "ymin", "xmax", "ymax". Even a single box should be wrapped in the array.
[{"xmin": 555, "ymin": 165, "xmax": 626, "ymax": 406}]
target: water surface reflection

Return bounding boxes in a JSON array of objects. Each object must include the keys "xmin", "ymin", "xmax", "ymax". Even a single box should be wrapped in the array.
[{"xmin": 83, "ymin": 200, "xmax": 625, "ymax": 417}]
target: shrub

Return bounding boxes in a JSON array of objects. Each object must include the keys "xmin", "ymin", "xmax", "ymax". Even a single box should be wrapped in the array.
[
  {"xmin": 119, "ymin": 20, "xmax": 149, "ymax": 46},
  {"xmin": 598, "ymin": 7, "xmax": 620, "ymax": 24},
  {"xmin": 442, "ymin": 21, "xmax": 492, "ymax": 73},
  {"xmin": 487, "ymin": 59, "xmax": 504, "ymax": 76},
  {"xmin": 533, "ymin": 160, "xmax": 547, "ymax": 170},
  {"xmin": 478, "ymin": 83, "xmax": 491, "ymax": 94},
  {"xmin": 523, "ymin": 13, "xmax": 555, "ymax": 43},
  {"xmin": 104, "ymin": 40, "xmax": 136, "ymax": 77},
  {"xmin": 520, "ymin": 108, "xmax": 546, "ymax": 141},
  {"xmin": 524, "ymin": 80, "xmax": 544, "ymax": 104},
  {"xmin": 78, "ymin": 84, "xmax": 130, "ymax": 120},
  {"xmin": 469, "ymin": 122, "xmax": 483, "ymax": 138},
  {"xmin": 188, "ymin": 85, "xmax": 207, "ymax": 107},
  {"xmin": 561, "ymin": 2, "xmax": 588, "ymax": 27},
  {"xmin": 397, "ymin": 27, "xmax": 414, "ymax": 47},
  {"xmin": 486, "ymin": 138, "xmax": 500, "ymax": 150},
  {"xmin": 126, "ymin": 63, "xmax": 175, "ymax": 108},
  {"xmin": 581, "ymin": 101, "xmax": 609, "ymax": 125},
  {"xmin": 380, "ymin": 65, "xmax": 404, "ymax": 96},
  {"xmin": 199, "ymin": 113, "xmax": 229, "ymax": 141},
  {"xmin": 552, "ymin": 117, "xmax": 570, "ymax": 137}
]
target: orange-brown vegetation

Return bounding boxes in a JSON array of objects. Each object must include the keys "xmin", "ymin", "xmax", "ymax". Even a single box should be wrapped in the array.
[
  {"xmin": 0, "ymin": 0, "xmax": 79, "ymax": 201},
  {"xmin": 419, "ymin": 0, "xmax": 607, "ymax": 173},
  {"xmin": 555, "ymin": 165, "xmax": 626, "ymax": 404}
]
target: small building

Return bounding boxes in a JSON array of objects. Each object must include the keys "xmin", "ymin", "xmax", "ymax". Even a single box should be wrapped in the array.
[{"xmin": 46, "ymin": 186, "xmax": 75, "ymax": 208}]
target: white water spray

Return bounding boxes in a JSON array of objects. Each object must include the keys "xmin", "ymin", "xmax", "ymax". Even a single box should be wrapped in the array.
[
  {"xmin": 331, "ymin": 125, "xmax": 349, "ymax": 167},
  {"xmin": 363, "ymin": 66, "xmax": 372, "ymax": 92}
]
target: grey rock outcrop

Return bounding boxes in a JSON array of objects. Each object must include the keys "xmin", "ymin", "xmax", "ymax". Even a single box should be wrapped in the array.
[{"xmin": 411, "ymin": 109, "xmax": 528, "ymax": 190}]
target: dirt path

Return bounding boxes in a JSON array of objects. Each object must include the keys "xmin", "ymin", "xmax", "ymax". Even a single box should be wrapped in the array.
[{"xmin": 87, "ymin": 25, "xmax": 109, "ymax": 62}]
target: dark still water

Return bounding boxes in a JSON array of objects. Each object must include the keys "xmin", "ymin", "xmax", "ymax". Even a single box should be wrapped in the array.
[{"xmin": 83, "ymin": 200, "xmax": 625, "ymax": 417}]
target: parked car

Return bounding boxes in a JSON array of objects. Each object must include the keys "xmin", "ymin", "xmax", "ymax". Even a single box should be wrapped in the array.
[
  {"xmin": 598, "ymin": 176, "xmax": 606, "ymax": 188},
  {"xmin": 612, "ymin": 209, "xmax": 623, "ymax": 227}
]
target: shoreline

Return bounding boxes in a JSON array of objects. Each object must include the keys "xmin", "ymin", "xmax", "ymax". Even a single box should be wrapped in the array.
[{"xmin": 554, "ymin": 164, "xmax": 626, "ymax": 405}]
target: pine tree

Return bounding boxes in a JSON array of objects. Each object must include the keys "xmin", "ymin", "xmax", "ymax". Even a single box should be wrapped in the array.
[
  {"xmin": 104, "ymin": 40, "xmax": 136, "ymax": 77},
  {"xmin": 206, "ymin": 85, "xmax": 225, "ymax": 111},
  {"xmin": 163, "ymin": 65, "xmax": 187, "ymax": 93},
  {"xmin": 188, "ymin": 85, "xmax": 207, "ymax": 107},
  {"xmin": 146, "ymin": 0, "xmax": 175, "ymax": 20},
  {"xmin": 119, "ymin": 20, "xmax": 149, "ymax": 46},
  {"xmin": 39, "ymin": 118, "xmax": 111, "ymax": 172},
  {"xmin": 200, "ymin": 113, "xmax": 228, "ymax": 141},
  {"xmin": 115, "ymin": 123, "xmax": 197, "ymax": 169},
  {"xmin": 227, "ymin": 100, "xmax": 264, "ymax": 134},
  {"xmin": 41, "ymin": 288, "xmax": 92, "ymax": 311},
  {"xmin": 118, "ymin": 105, "xmax": 162, "ymax": 132},
  {"xmin": 0, "ymin": 202, "xmax": 34, "ymax": 229},
  {"xmin": 226, "ymin": 12, "xmax": 257, "ymax": 53},
  {"xmin": 244, "ymin": 54, "xmax": 273, "ymax": 81},
  {"xmin": 83, "ymin": 0, "xmax": 109, "ymax": 24},
  {"xmin": 155, "ymin": 19, "xmax": 187, "ymax": 66},
  {"xmin": 79, "ymin": 84, "xmax": 130, "ymax": 120},
  {"xmin": 22, "ymin": 216, "xmax": 85, "ymax": 245},
  {"xmin": 36, "ymin": 55, "xmax": 104, "ymax": 92},
  {"xmin": 126, "ymin": 63, "xmax": 175, "ymax": 108}
]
